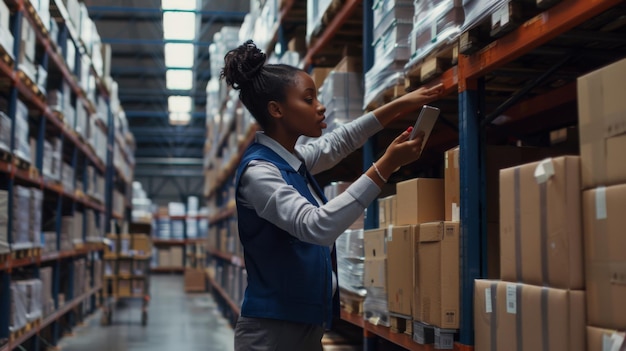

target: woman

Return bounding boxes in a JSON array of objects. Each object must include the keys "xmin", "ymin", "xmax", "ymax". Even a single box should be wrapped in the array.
[{"xmin": 221, "ymin": 40, "xmax": 443, "ymax": 351}]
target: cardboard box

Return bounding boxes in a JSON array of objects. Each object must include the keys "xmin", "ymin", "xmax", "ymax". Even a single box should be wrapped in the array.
[
  {"xmin": 582, "ymin": 184, "xmax": 626, "ymax": 330},
  {"xmin": 364, "ymin": 258, "xmax": 386, "ymax": 288},
  {"xmin": 444, "ymin": 146, "xmax": 460, "ymax": 222},
  {"xmin": 364, "ymin": 228, "xmax": 386, "ymax": 259},
  {"xmin": 378, "ymin": 195, "xmax": 397, "ymax": 228},
  {"xmin": 158, "ymin": 249, "xmax": 171, "ymax": 267},
  {"xmin": 475, "ymin": 281, "xmax": 586, "ymax": 351},
  {"xmin": 395, "ymin": 178, "xmax": 444, "ymax": 226},
  {"xmin": 386, "ymin": 225, "xmax": 416, "ymax": 316},
  {"xmin": 586, "ymin": 326, "xmax": 625, "ymax": 351},
  {"xmin": 131, "ymin": 234, "xmax": 152, "ymax": 256},
  {"xmin": 170, "ymin": 246, "xmax": 184, "ymax": 267},
  {"xmin": 334, "ymin": 56, "xmax": 363, "ymax": 73},
  {"xmin": 117, "ymin": 279, "xmax": 131, "ymax": 296},
  {"xmin": 417, "ymin": 221, "xmax": 459, "ymax": 329},
  {"xmin": 184, "ymin": 268, "xmax": 206, "ymax": 292},
  {"xmin": 578, "ymin": 58, "xmax": 626, "ymax": 189},
  {"xmin": 310, "ymin": 67, "xmax": 333, "ymax": 89},
  {"xmin": 499, "ymin": 156, "xmax": 584, "ymax": 289}
]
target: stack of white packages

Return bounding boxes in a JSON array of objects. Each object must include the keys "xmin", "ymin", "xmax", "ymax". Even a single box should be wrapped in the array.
[
  {"xmin": 407, "ymin": 0, "xmax": 465, "ymax": 68},
  {"xmin": 10, "ymin": 284, "xmax": 28, "ymax": 331},
  {"xmin": 13, "ymin": 101, "xmax": 30, "ymax": 164},
  {"xmin": 364, "ymin": 0, "xmax": 414, "ymax": 108},
  {"xmin": 0, "ymin": 111, "xmax": 10, "ymax": 152},
  {"xmin": 462, "ymin": 0, "xmax": 502, "ymax": 32},
  {"xmin": 42, "ymin": 138, "xmax": 62, "ymax": 182},
  {"xmin": 11, "ymin": 279, "xmax": 43, "ymax": 330},
  {"xmin": 30, "ymin": 188, "xmax": 43, "ymax": 248},
  {"xmin": 336, "ymin": 229, "xmax": 366, "ymax": 298},
  {"xmin": 0, "ymin": 190, "xmax": 9, "ymax": 254},
  {"xmin": 319, "ymin": 72, "xmax": 364, "ymax": 133},
  {"xmin": 40, "ymin": 267, "xmax": 55, "ymax": 317},
  {"xmin": 12, "ymin": 186, "xmax": 32, "ymax": 250}
]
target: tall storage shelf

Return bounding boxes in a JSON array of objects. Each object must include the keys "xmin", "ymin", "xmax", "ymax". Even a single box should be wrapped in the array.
[
  {"xmin": 0, "ymin": 0, "xmax": 133, "ymax": 350},
  {"xmin": 203, "ymin": 0, "xmax": 626, "ymax": 350}
]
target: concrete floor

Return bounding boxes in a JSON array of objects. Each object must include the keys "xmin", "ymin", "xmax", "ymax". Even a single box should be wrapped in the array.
[{"xmin": 58, "ymin": 275, "xmax": 235, "ymax": 351}]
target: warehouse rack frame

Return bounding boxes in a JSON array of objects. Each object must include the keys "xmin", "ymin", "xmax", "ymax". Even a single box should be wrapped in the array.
[
  {"xmin": 203, "ymin": 0, "xmax": 626, "ymax": 350},
  {"xmin": 0, "ymin": 0, "xmax": 134, "ymax": 350}
]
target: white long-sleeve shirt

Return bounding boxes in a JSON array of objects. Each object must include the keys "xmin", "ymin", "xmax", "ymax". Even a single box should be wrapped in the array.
[{"xmin": 237, "ymin": 112, "xmax": 384, "ymax": 247}]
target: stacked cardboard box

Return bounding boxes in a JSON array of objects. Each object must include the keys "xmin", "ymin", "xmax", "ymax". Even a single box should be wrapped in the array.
[
  {"xmin": 363, "ymin": 228, "xmax": 389, "ymax": 326},
  {"xmin": 577, "ymin": 58, "xmax": 626, "ymax": 348},
  {"xmin": 474, "ymin": 156, "xmax": 586, "ymax": 351}
]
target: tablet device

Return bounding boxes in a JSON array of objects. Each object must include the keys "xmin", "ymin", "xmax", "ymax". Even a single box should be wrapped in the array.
[{"xmin": 409, "ymin": 105, "xmax": 440, "ymax": 153}]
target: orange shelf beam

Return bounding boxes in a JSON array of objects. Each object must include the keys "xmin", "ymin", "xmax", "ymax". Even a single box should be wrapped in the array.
[{"xmin": 459, "ymin": 0, "xmax": 624, "ymax": 84}]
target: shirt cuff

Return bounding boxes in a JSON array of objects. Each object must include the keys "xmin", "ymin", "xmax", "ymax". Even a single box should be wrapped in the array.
[{"xmin": 346, "ymin": 174, "xmax": 381, "ymax": 208}]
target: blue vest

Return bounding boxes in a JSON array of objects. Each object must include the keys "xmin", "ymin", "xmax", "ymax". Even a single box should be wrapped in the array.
[{"xmin": 235, "ymin": 143, "xmax": 337, "ymax": 326}]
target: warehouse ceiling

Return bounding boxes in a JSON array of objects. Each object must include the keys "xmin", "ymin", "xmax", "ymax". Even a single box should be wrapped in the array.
[{"xmin": 84, "ymin": 0, "xmax": 249, "ymax": 202}]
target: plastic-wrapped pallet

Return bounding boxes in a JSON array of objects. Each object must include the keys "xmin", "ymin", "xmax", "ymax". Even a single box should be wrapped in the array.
[
  {"xmin": 41, "ymin": 232, "xmax": 56, "ymax": 254},
  {"xmin": 13, "ymin": 100, "xmax": 30, "ymax": 163},
  {"xmin": 30, "ymin": 188, "xmax": 43, "ymax": 247},
  {"xmin": 40, "ymin": 267, "xmax": 54, "ymax": 317},
  {"xmin": 307, "ymin": 0, "xmax": 333, "ymax": 44},
  {"xmin": 364, "ymin": 287, "xmax": 391, "ymax": 326},
  {"xmin": 0, "ymin": 190, "xmax": 8, "ymax": 254},
  {"xmin": 10, "ymin": 284, "xmax": 28, "ymax": 332},
  {"xmin": 12, "ymin": 186, "xmax": 32, "ymax": 250},
  {"xmin": 364, "ymin": 3, "xmax": 415, "ymax": 109},
  {"xmin": 0, "ymin": 0, "xmax": 15, "ymax": 61},
  {"xmin": 0, "ymin": 111, "xmax": 10, "ymax": 152},
  {"xmin": 462, "ymin": 0, "xmax": 502, "ymax": 32},
  {"xmin": 61, "ymin": 162, "xmax": 74, "ymax": 191},
  {"xmin": 336, "ymin": 229, "xmax": 366, "ymax": 297},
  {"xmin": 14, "ymin": 280, "xmax": 43, "ymax": 322},
  {"xmin": 406, "ymin": 0, "xmax": 464, "ymax": 68},
  {"xmin": 373, "ymin": 0, "xmax": 414, "ymax": 41},
  {"xmin": 72, "ymin": 212, "xmax": 84, "ymax": 245}
]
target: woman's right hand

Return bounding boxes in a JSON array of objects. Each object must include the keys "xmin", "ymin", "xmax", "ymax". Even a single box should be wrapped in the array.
[{"xmin": 368, "ymin": 128, "xmax": 425, "ymax": 186}]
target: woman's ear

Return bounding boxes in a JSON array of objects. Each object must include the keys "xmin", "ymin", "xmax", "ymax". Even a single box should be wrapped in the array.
[{"xmin": 267, "ymin": 101, "xmax": 283, "ymax": 119}]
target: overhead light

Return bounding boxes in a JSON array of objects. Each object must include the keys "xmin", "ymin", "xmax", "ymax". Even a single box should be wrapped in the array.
[
  {"xmin": 163, "ymin": 12, "xmax": 196, "ymax": 40},
  {"xmin": 166, "ymin": 69, "xmax": 193, "ymax": 90},
  {"xmin": 164, "ymin": 43, "xmax": 194, "ymax": 68},
  {"xmin": 169, "ymin": 112, "xmax": 191, "ymax": 125},
  {"xmin": 161, "ymin": 0, "xmax": 196, "ymax": 11},
  {"xmin": 168, "ymin": 96, "xmax": 193, "ymax": 112}
]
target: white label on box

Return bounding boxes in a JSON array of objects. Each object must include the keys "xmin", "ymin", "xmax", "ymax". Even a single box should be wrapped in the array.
[
  {"xmin": 387, "ymin": 226, "xmax": 392, "ymax": 242},
  {"xmin": 452, "ymin": 203, "xmax": 460, "ymax": 222},
  {"xmin": 506, "ymin": 284, "xmax": 517, "ymax": 314},
  {"xmin": 605, "ymin": 332, "xmax": 626, "ymax": 351},
  {"xmin": 485, "ymin": 288, "xmax": 493, "ymax": 313},
  {"xmin": 596, "ymin": 186, "xmax": 608, "ymax": 220},
  {"xmin": 445, "ymin": 152, "xmax": 449, "ymax": 169},
  {"xmin": 534, "ymin": 158, "xmax": 555, "ymax": 184}
]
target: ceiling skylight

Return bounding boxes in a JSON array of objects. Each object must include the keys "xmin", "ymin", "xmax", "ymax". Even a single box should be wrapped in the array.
[
  {"xmin": 168, "ymin": 96, "xmax": 193, "ymax": 112},
  {"xmin": 163, "ymin": 12, "xmax": 197, "ymax": 40},
  {"xmin": 164, "ymin": 43, "xmax": 194, "ymax": 68},
  {"xmin": 169, "ymin": 112, "xmax": 192, "ymax": 125},
  {"xmin": 166, "ymin": 69, "xmax": 193, "ymax": 90},
  {"xmin": 161, "ymin": 0, "xmax": 196, "ymax": 11}
]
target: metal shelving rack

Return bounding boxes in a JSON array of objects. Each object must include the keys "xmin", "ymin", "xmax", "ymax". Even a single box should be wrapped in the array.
[
  {"xmin": 203, "ymin": 0, "xmax": 626, "ymax": 350},
  {"xmin": 0, "ymin": 0, "xmax": 132, "ymax": 349}
]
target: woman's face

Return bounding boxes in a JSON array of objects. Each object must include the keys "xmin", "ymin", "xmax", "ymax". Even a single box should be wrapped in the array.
[{"xmin": 279, "ymin": 71, "xmax": 327, "ymax": 138}]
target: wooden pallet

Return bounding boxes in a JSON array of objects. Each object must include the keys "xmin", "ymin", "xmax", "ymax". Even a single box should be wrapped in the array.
[
  {"xmin": 390, "ymin": 314, "xmax": 413, "ymax": 335},
  {"xmin": 406, "ymin": 42, "xmax": 459, "ymax": 87},
  {"xmin": 24, "ymin": 0, "xmax": 49, "ymax": 36},
  {"xmin": 13, "ymin": 155, "xmax": 31, "ymax": 171},
  {"xmin": 17, "ymin": 69, "xmax": 45, "ymax": 102},
  {"xmin": 0, "ymin": 147, "xmax": 11, "ymax": 163},
  {"xmin": 10, "ymin": 318, "xmax": 41, "ymax": 343},
  {"xmin": 0, "ymin": 41, "xmax": 14, "ymax": 67},
  {"xmin": 11, "ymin": 247, "xmax": 40, "ymax": 259},
  {"xmin": 340, "ymin": 292, "xmax": 364, "ymax": 315}
]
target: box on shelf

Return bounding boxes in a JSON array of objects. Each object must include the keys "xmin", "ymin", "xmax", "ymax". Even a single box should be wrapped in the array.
[
  {"xmin": 583, "ymin": 183, "xmax": 626, "ymax": 330},
  {"xmin": 386, "ymin": 225, "xmax": 416, "ymax": 317},
  {"xmin": 444, "ymin": 146, "xmax": 460, "ymax": 221},
  {"xmin": 577, "ymin": 57, "xmax": 626, "ymax": 189},
  {"xmin": 131, "ymin": 234, "xmax": 152, "ymax": 256},
  {"xmin": 158, "ymin": 249, "xmax": 171, "ymax": 267},
  {"xmin": 475, "ymin": 281, "xmax": 586, "ymax": 351},
  {"xmin": 499, "ymin": 156, "xmax": 584, "ymax": 289},
  {"xmin": 170, "ymin": 246, "xmax": 184, "ymax": 267},
  {"xmin": 395, "ymin": 178, "xmax": 444, "ymax": 226},
  {"xmin": 117, "ymin": 279, "xmax": 131, "ymax": 296},
  {"xmin": 416, "ymin": 221, "xmax": 460, "ymax": 329},
  {"xmin": 378, "ymin": 195, "xmax": 397, "ymax": 229},
  {"xmin": 586, "ymin": 326, "xmax": 625, "ymax": 351}
]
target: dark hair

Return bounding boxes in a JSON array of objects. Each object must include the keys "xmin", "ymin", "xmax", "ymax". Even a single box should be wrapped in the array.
[{"xmin": 220, "ymin": 40, "xmax": 302, "ymax": 128}]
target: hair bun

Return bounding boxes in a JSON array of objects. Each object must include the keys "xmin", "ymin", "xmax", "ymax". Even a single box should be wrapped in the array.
[{"xmin": 221, "ymin": 40, "xmax": 267, "ymax": 89}]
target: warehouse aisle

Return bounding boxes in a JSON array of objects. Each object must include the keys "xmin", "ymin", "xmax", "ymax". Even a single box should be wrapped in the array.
[{"xmin": 58, "ymin": 275, "xmax": 235, "ymax": 351}]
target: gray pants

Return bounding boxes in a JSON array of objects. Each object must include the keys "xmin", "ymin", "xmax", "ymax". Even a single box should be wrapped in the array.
[{"xmin": 234, "ymin": 316, "xmax": 324, "ymax": 351}]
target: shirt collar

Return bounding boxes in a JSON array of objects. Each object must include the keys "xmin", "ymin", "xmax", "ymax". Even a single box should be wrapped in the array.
[{"xmin": 255, "ymin": 132, "xmax": 303, "ymax": 171}]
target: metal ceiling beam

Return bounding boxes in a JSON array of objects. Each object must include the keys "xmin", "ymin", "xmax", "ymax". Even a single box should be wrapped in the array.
[
  {"xmin": 135, "ymin": 157, "xmax": 204, "ymax": 165},
  {"xmin": 134, "ymin": 148, "xmax": 204, "ymax": 158},
  {"xmin": 119, "ymin": 88, "xmax": 207, "ymax": 96},
  {"xmin": 88, "ymin": 6, "xmax": 247, "ymax": 17},
  {"xmin": 125, "ymin": 111, "xmax": 205, "ymax": 118},
  {"xmin": 130, "ymin": 127, "xmax": 206, "ymax": 136},
  {"xmin": 134, "ymin": 136, "xmax": 206, "ymax": 143},
  {"xmin": 134, "ymin": 168, "xmax": 204, "ymax": 177},
  {"xmin": 101, "ymin": 38, "xmax": 212, "ymax": 46}
]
